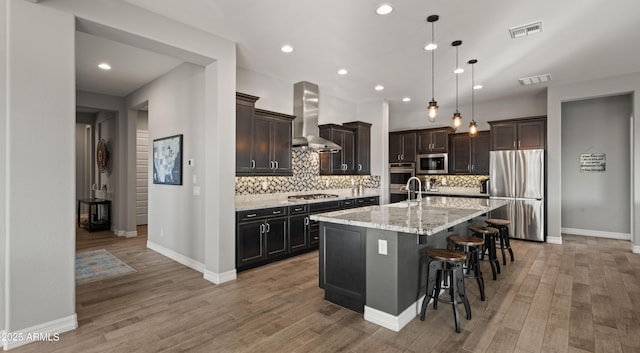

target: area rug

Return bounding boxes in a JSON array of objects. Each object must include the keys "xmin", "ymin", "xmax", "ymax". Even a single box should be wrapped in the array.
[{"xmin": 75, "ymin": 249, "xmax": 136, "ymax": 285}]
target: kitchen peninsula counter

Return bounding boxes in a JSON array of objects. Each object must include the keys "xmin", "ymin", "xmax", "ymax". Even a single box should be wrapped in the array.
[{"xmin": 311, "ymin": 196, "xmax": 508, "ymax": 332}]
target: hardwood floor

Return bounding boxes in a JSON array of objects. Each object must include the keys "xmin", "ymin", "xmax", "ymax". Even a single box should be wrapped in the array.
[{"xmin": 13, "ymin": 229, "xmax": 640, "ymax": 353}]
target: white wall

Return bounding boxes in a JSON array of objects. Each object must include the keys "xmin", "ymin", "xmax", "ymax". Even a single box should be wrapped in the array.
[
  {"xmin": 561, "ymin": 95, "xmax": 631, "ymax": 238},
  {"xmin": 0, "ymin": 0, "xmax": 7, "ymax": 336},
  {"xmin": 389, "ymin": 91, "xmax": 548, "ymax": 132},
  {"xmin": 4, "ymin": 0, "xmax": 77, "ymax": 342},
  {"xmin": 548, "ymin": 73, "xmax": 640, "ymax": 250},
  {"xmin": 237, "ymin": 67, "xmax": 292, "ymax": 113},
  {"xmin": 126, "ymin": 63, "xmax": 206, "ymax": 263}
]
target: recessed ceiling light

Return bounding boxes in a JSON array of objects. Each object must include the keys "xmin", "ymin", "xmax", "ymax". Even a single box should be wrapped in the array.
[
  {"xmin": 338, "ymin": 69, "xmax": 348, "ymax": 75},
  {"xmin": 374, "ymin": 85, "xmax": 384, "ymax": 91},
  {"xmin": 453, "ymin": 68, "xmax": 464, "ymax": 74},
  {"xmin": 281, "ymin": 45, "xmax": 294, "ymax": 53},
  {"xmin": 473, "ymin": 85, "xmax": 483, "ymax": 90},
  {"xmin": 376, "ymin": 4, "xmax": 393, "ymax": 15},
  {"xmin": 424, "ymin": 43, "xmax": 438, "ymax": 51},
  {"xmin": 98, "ymin": 63, "xmax": 111, "ymax": 70},
  {"xmin": 402, "ymin": 97, "xmax": 411, "ymax": 102}
]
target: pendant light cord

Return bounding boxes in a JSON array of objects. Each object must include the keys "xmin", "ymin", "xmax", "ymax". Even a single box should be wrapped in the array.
[
  {"xmin": 455, "ymin": 45, "xmax": 459, "ymax": 113},
  {"xmin": 431, "ymin": 21, "xmax": 435, "ymax": 101},
  {"xmin": 471, "ymin": 62, "xmax": 475, "ymax": 121}
]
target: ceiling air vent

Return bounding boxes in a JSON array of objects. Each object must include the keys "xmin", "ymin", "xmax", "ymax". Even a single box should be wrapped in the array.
[
  {"xmin": 509, "ymin": 21, "xmax": 543, "ymax": 38},
  {"xmin": 518, "ymin": 74, "xmax": 552, "ymax": 86}
]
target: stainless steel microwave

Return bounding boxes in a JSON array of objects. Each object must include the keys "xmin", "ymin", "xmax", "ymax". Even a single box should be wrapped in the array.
[{"xmin": 416, "ymin": 153, "xmax": 448, "ymax": 174}]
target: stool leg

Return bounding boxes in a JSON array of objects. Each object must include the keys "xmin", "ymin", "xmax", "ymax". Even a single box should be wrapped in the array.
[
  {"xmin": 486, "ymin": 235, "xmax": 498, "ymax": 280},
  {"xmin": 448, "ymin": 266, "xmax": 461, "ymax": 333},
  {"xmin": 451, "ymin": 263, "xmax": 471, "ymax": 320},
  {"xmin": 471, "ymin": 247, "xmax": 485, "ymax": 301},
  {"xmin": 504, "ymin": 226, "xmax": 514, "ymax": 262},
  {"xmin": 491, "ymin": 234, "xmax": 501, "ymax": 275},
  {"xmin": 420, "ymin": 260, "xmax": 439, "ymax": 321},
  {"xmin": 433, "ymin": 269, "xmax": 442, "ymax": 310},
  {"xmin": 498, "ymin": 227, "xmax": 507, "ymax": 266}
]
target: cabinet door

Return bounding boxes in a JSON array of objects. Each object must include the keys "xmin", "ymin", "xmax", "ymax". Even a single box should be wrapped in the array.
[
  {"xmin": 450, "ymin": 134, "xmax": 471, "ymax": 174},
  {"xmin": 236, "ymin": 103, "xmax": 254, "ymax": 173},
  {"xmin": 253, "ymin": 116, "xmax": 273, "ymax": 172},
  {"xmin": 356, "ymin": 126, "xmax": 370, "ymax": 174},
  {"xmin": 490, "ymin": 122, "xmax": 517, "ymax": 151},
  {"xmin": 342, "ymin": 130, "xmax": 356, "ymax": 174},
  {"xmin": 265, "ymin": 217, "xmax": 288, "ymax": 258},
  {"xmin": 389, "ymin": 133, "xmax": 403, "ymax": 162},
  {"xmin": 271, "ymin": 118, "xmax": 292, "ymax": 174},
  {"xmin": 289, "ymin": 214, "xmax": 309, "ymax": 252},
  {"xmin": 431, "ymin": 130, "xmax": 449, "ymax": 153},
  {"xmin": 402, "ymin": 132, "xmax": 417, "ymax": 162},
  {"xmin": 237, "ymin": 220, "xmax": 265, "ymax": 267},
  {"xmin": 471, "ymin": 131, "xmax": 490, "ymax": 174},
  {"xmin": 517, "ymin": 120, "xmax": 546, "ymax": 150},
  {"xmin": 417, "ymin": 131, "xmax": 432, "ymax": 154}
]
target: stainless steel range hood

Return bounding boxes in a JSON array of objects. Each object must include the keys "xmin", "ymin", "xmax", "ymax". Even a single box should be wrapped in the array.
[{"xmin": 292, "ymin": 81, "xmax": 342, "ymax": 153}]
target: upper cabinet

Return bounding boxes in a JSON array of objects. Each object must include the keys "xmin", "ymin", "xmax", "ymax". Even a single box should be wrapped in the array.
[
  {"xmin": 449, "ymin": 131, "xmax": 490, "ymax": 175},
  {"xmin": 236, "ymin": 92, "xmax": 295, "ymax": 176},
  {"xmin": 389, "ymin": 131, "xmax": 417, "ymax": 162},
  {"xmin": 319, "ymin": 124, "xmax": 356, "ymax": 175},
  {"xmin": 417, "ymin": 127, "xmax": 454, "ymax": 154},
  {"xmin": 343, "ymin": 121, "xmax": 372, "ymax": 175},
  {"xmin": 489, "ymin": 117, "xmax": 546, "ymax": 151}
]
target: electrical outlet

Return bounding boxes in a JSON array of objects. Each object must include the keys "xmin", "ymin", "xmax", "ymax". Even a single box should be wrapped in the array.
[{"xmin": 378, "ymin": 239, "xmax": 388, "ymax": 255}]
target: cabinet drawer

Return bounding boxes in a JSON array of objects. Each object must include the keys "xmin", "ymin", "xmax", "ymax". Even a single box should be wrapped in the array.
[
  {"xmin": 309, "ymin": 200, "xmax": 341, "ymax": 213},
  {"xmin": 288, "ymin": 204, "xmax": 308, "ymax": 215},
  {"xmin": 341, "ymin": 199, "xmax": 357, "ymax": 208},
  {"xmin": 356, "ymin": 196, "xmax": 379, "ymax": 206},
  {"xmin": 237, "ymin": 207, "xmax": 287, "ymax": 222}
]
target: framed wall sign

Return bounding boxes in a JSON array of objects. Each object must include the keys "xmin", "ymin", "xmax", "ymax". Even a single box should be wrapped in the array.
[
  {"xmin": 580, "ymin": 153, "xmax": 605, "ymax": 172},
  {"xmin": 153, "ymin": 134, "xmax": 183, "ymax": 185}
]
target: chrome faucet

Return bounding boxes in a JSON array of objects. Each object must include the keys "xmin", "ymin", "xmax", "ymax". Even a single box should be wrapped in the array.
[{"xmin": 403, "ymin": 176, "xmax": 422, "ymax": 204}]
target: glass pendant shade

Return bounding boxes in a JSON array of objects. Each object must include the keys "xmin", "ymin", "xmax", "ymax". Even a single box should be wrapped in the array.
[
  {"xmin": 452, "ymin": 112, "xmax": 462, "ymax": 129},
  {"xmin": 469, "ymin": 120, "xmax": 478, "ymax": 136},
  {"xmin": 428, "ymin": 101, "xmax": 438, "ymax": 122}
]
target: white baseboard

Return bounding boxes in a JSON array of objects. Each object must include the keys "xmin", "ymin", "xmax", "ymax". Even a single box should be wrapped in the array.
[
  {"xmin": 146, "ymin": 241, "xmax": 205, "ymax": 273},
  {"xmin": 561, "ymin": 227, "xmax": 631, "ymax": 240},
  {"xmin": 546, "ymin": 235, "xmax": 563, "ymax": 244},
  {"xmin": 3, "ymin": 314, "xmax": 77, "ymax": 350},
  {"xmin": 632, "ymin": 244, "xmax": 640, "ymax": 254},
  {"xmin": 364, "ymin": 295, "xmax": 427, "ymax": 332},
  {"xmin": 203, "ymin": 269, "xmax": 237, "ymax": 284},
  {"xmin": 113, "ymin": 229, "xmax": 137, "ymax": 238}
]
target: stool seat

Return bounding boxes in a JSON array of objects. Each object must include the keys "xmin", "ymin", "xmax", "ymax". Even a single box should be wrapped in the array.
[
  {"xmin": 468, "ymin": 226, "xmax": 499, "ymax": 235},
  {"xmin": 485, "ymin": 219, "xmax": 510, "ymax": 226},
  {"xmin": 426, "ymin": 248, "xmax": 466, "ymax": 262},
  {"xmin": 449, "ymin": 235, "xmax": 484, "ymax": 247}
]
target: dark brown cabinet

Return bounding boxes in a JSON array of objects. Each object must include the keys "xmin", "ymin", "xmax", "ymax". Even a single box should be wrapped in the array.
[
  {"xmin": 489, "ymin": 117, "xmax": 546, "ymax": 151},
  {"xmin": 319, "ymin": 124, "xmax": 356, "ymax": 175},
  {"xmin": 343, "ymin": 121, "xmax": 372, "ymax": 175},
  {"xmin": 449, "ymin": 131, "xmax": 490, "ymax": 174},
  {"xmin": 236, "ymin": 93, "xmax": 295, "ymax": 175},
  {"xmin": 389, "ymin": 131, "xmax": 417, "ymax": 162},
  {"xmin": 237, "ymin": 196, "xmax": 379, "ymax": 271},
  {"xmin": 236, "ymin": 207, "xmax": 288, "ymax": 269},
  {"xmin": 417, "ymin": 127, "xmax": 454, "ymax": 154}
]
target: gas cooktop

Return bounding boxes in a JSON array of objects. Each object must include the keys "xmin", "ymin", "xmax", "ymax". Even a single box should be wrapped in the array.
[{"xmin": 287, "ymin": 193, "xmax": 340, "ymax": 201}]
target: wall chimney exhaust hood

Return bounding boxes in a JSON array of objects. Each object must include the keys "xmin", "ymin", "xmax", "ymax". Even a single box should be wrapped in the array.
[{"xmin": 292, "ymin": 81, "xmax": 342, "ymax": 153}]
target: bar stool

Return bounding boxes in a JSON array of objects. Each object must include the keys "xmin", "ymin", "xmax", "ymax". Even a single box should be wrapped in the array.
[
  {"xmin": 468, "ymin": 226, "xmax": 500, "ymax": 280},
  {"xmin": 419, "ymin": 248, "xmax": 471, "ymax": 333},
  {"xmin": 485, "ymin": 218, "xmax": 514, "ymax": 265},
  {"xmin": 448, "ymin": 235, "xmax": 485, "ymax": 301}
]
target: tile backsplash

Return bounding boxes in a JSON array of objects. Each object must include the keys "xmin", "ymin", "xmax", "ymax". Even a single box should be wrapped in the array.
[
  {"xmin": 425, "ymin": 174, "xmax": 489, "ymax": 188},
  {"xmin": 236, "ymin": 150, "xmax": 380, "ymax": 195}
]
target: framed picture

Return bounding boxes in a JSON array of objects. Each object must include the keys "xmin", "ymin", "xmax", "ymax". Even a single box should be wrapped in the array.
[{"xmin": 153, "ymin": 134, "xmax": 183, "ymax": 185}]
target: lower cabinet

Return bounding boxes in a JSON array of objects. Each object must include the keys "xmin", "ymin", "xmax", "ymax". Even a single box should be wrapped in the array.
[{"xmin": 236, "ymin": 196, "xmax": 379, "ymax": 271}]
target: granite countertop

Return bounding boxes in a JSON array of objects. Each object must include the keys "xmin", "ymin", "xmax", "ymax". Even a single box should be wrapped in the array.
[
  {"xmin": 310, "ymin": 196, "xmax": 509, "ymax": 236},
  {"xmin": 420, "ymin": 186, "xmax": 488, "ymax": 197},
  {"xmin": 235, "ymin": 188, "xmax": 381, "ymax": 211}
]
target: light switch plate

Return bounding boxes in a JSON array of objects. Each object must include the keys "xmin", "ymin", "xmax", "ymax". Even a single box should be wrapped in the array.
[{"xmin": 378, "ymin": 239, "xmax": 388, "ymax": 255}]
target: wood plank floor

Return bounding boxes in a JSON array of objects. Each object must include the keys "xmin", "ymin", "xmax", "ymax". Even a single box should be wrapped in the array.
[{"xmin": 13, "ymin": 228, "xmax": 640, "ymax": 353}]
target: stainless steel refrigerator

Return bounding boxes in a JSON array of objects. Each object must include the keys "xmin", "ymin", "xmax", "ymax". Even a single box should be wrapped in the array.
[{"xmin": 489, "ymin": 149, "xmax": 545, "ymax": 242}]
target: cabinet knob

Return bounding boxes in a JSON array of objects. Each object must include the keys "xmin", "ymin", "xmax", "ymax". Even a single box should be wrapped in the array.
[
  {"xmin": 251, "ymin": 159, "xmax": 256, "ymax": 169},
  {"xmin": 358, "ymin": 164, "xmax": 362, "ymax": 171}
]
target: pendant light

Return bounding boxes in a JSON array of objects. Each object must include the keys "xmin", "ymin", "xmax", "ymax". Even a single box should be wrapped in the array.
[
  {"xmin": 468, "ymin": 59, "xmax": 478, "ymax": 137},
  {"xmin": 451, "ymin": 40, "xmax": 463, "ymax": 130},
  {"xmin": 426, "ymin": 15, "xmax": 439, "ymax": 122}
]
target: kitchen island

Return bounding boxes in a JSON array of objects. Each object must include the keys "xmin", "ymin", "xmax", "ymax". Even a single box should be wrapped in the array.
[{"xmin": 310, "ymin": 196, "xmax": 508, "ymax": 332}]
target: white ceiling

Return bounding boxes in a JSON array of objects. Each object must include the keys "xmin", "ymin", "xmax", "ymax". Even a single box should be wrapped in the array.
[{"xmin": 77, "ymin": 0, "xmax": 640, "ymax": 116}]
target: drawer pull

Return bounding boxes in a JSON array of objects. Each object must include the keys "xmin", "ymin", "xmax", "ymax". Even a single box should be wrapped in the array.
[
  {"xmin": 294, "ymin": 207, "xmax": 303, "ymax": 212},
  {"xmin": 246, "ymin": 213, "xmax": 257, "ymax": 218},
  {"xmin": 272, "ymin": 210, "xmax": 282, "ymax": 215}
]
